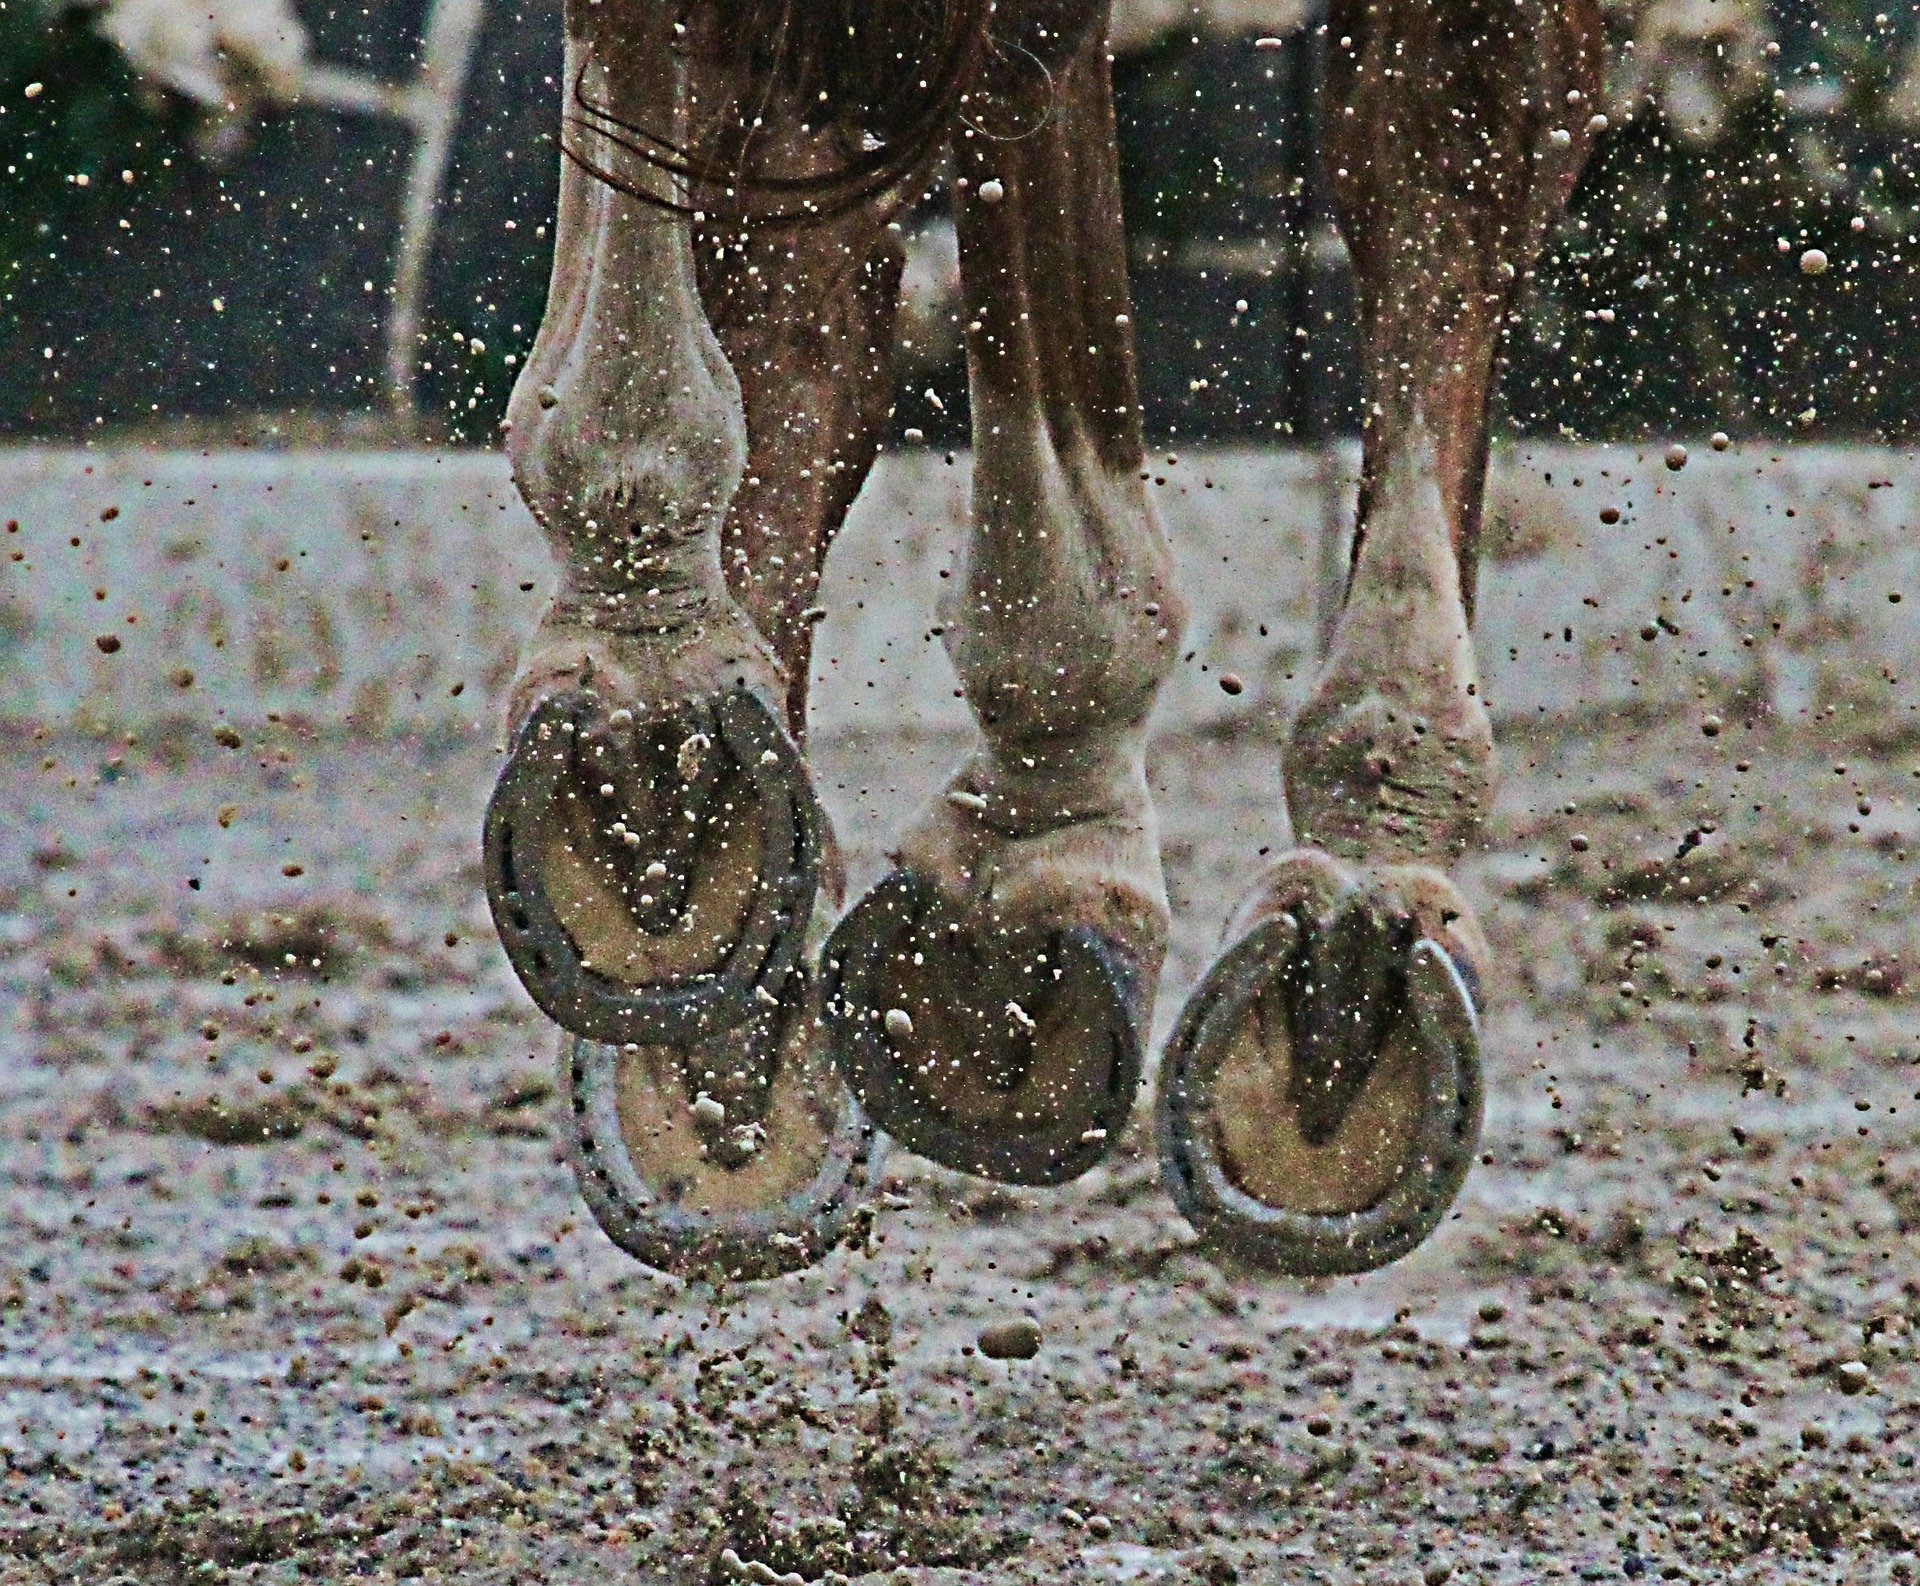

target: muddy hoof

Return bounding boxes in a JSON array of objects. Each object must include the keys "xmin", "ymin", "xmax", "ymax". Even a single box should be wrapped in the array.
[
  {"xmin": 564, "ymin": 972, "xmax": 882, "ymax": 1281},
  {"xmin": 485, "ymin": 685, "xmax": 821, "ymax": 1048},
  {"xmin": 1156, "ymin": 909, "xmax": 1482, "ymax": 1276},
  {"xmin": 821, "ymin": 871, "xmax": 1143, "ymax": 1186}
]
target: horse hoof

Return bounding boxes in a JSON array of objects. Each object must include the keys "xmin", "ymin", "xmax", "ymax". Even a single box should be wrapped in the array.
[
  {"xmin": 564, "ymin": 972, "xmax": 883, "ymax": 1281},
  {"xmin": 484, "ymin": 685, "xmax": 821, "ymax": 1048},
  {"xmin": 1156, "ymin": 906, "xmax": 1482, "ymax": 1277},
  {"xmin": 822, "ymin": 870, "xmax": 1144, "ymax": 1186}
]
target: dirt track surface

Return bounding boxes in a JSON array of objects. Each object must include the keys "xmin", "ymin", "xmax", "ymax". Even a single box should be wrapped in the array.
[{"xmin": 3, "ymin": 689, "xmax": 1919, "ymax": 1584}]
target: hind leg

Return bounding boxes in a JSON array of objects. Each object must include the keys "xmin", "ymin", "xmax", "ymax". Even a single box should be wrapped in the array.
[
  {"xmin": 695, "ymin": 134, "xmax": 913, "ymax": 746},
  {"xmin": 824, "ymin": 17, "xmax": 1188, "ymax": 1186},
  {"xmin": 1159, "ymin": 0, "xmax": 1603, "ymax": 1274},
  {"xmin": 488, "ymin": 4, "xmax": 896, "ymax": 1279}
]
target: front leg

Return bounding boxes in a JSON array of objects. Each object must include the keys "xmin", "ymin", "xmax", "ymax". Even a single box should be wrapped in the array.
[
  {"xmin": 823, "ymin": 19, "xmax": 1188, "ymax": 1186},
  {"xmin": 1159, "ymin": 0, "xmax": 1603, "ymax": 1274},
  {"xmin": 482, "ymin": 6, "xmax": 875, "ymax": 1279},
  {"xmin": 488, "ymin": 14, "xmax": 815, "ymax": 1053}
]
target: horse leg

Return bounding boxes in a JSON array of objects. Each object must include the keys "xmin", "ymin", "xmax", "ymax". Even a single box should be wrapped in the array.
[
  {"xmin": 483, "ymin": 4, "xmax": 877, "ymax": 1279},
  {"xmin": 1158, "ymin": 0, "xmax": 1603, "ymax": 1274},
  {"xmin": 824, "ymin": 18, "xmax": 1188, "ymax": 1186},
  {"xmin": 695, "ymin": 170, "xmax": 911, "ymax": 750}
]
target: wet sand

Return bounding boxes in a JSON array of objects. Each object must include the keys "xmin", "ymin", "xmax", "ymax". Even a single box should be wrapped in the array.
[{"xmin": 2, "ymin": 632, "xmax": 1919, "ymax": 1583}]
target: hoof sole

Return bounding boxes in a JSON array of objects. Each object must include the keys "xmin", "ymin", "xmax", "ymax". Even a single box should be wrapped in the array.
[
  {"xmin": 1156, "ymin": 914, "xmax": 1482, "ymax": 1276},
  {"xmin": 822, "ymin": 871, "xmax": 1142, "ymax": 1186},
  {"xmin": 564, "ymin": 986, "xmax": 883, "ymax": 1281},
  {"xmin": 485, "ymin": 686, "xmax": 820, "ymax": 1048}
]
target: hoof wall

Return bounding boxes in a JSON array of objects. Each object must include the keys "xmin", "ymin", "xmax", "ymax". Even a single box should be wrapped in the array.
[
  {"xmin": 822, "ymin": 871, "xmax": 1142, "ymax": 1187},
  {"xmin": 485, "ymin": 686, "xmax": 820, "ymax": 1048},
  {"xmin": 565, "ymin": 979, "xmax": 882, "ymax": 1282},
  {"xmin": 1157, "ymin": 914, "xmax": 1481, "ymax": 1276}
]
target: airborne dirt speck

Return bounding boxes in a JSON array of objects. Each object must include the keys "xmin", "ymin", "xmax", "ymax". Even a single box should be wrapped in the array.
[{"xmin": 976, "ymin": 1317, "xmax": 1043, "ymax": 1361}]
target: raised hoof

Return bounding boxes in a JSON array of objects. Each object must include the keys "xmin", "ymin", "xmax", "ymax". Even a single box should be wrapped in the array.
[
  {"xmin": 484, "ymin": 685, "xmax": 821, "ymax": 1048},
  {"xmin": 1157, "ymin": 911, "xmax": 1482, "ymax": 1277},
  {"xmin": 564, "ymin": 974, "xmax": 884, "ymax": 1281},
  {"xmin": 822, "ymin": 871, "xmax": 1144, "ymax": 1187}
]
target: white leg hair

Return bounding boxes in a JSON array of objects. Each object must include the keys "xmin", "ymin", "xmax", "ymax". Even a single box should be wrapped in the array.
[{"xmin": 504, "ymin": 12, "xmax": 761, "ymax": 691}]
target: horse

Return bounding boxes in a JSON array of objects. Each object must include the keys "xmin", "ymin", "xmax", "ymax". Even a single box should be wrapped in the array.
[{"xmin": 479, "ymin": 0, "xmax": 1604, "ymax": 1280}]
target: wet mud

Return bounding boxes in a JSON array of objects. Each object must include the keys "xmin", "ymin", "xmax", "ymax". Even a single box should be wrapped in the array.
[{"xmin": 2, "ymin": 685, "xmax": 1917, "ymax": 1583}]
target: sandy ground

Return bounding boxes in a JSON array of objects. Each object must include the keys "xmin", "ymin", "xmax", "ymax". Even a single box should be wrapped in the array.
[{"xmin": 3, "ymin": 669, "xmax": 1920, "ymax": 1583}]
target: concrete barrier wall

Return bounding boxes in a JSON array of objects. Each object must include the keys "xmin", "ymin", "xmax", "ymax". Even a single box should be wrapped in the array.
[{"xmin": 2, "ymin": 443, "xmax": 1915, "ymax": 739}]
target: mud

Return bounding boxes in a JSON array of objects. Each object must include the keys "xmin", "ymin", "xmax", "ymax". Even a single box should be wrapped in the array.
[{"xmin": 3, "ymin": 656, "xmax": 1919, "ymax": 1582}]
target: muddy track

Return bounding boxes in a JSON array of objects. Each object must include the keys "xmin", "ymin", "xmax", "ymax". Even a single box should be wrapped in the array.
[{"xmin": 1, "ymin": 693, "xmax": 1917, "ymax": 1584}]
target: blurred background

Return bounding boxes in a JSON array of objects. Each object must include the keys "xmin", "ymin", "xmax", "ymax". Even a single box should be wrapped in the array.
[{"xmin": 5, "ymin": 0, "xmax": 1919, "ymax": 448}]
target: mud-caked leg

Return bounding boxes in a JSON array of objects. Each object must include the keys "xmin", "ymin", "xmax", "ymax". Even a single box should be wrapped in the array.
[
  {"xmin": 483, "ymin": 6, "xmax": 876, "ymax": 1279},
  {"xmin": 1159, "ymin": 0, "xmax": 1602, "ymax": 1274},
  {"xmin": 825, "ymin": 24, "xmax": 1188, "ymax": 1185}
]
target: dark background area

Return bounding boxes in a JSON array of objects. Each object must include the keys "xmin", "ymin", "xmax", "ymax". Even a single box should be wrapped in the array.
[
  {"xmin": 0, "ymin": 0, "xmax": 558, "ymax": 438},
  {"xmin": 3, "ymin": 0, "xmax": 1917, "ymax": 444}
]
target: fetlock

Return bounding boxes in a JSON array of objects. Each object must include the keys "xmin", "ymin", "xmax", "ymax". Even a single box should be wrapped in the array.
[
  {"xmin": 893, "ymin": 727, "xmax": 1168, "ymax": 974},
  {"xmin": 503, "ymin": 603, "xmax": 788, "ymax": 749},
  {"xmin": 1286, "ymin": 416, "xmax": 1495, "ymax": 865}
]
